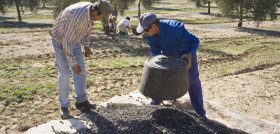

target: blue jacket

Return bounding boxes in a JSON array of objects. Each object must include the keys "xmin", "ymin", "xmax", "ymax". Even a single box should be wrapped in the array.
[{"xmin": 146, "ymin": 19, "xmax": 199, "ymax": 56}]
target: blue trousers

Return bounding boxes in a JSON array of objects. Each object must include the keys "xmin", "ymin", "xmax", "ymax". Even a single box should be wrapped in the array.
[
  {"xmin": 152, "ymin": 54, "xmax": 206, "ymax": 116},
  {"xmin": 52, "ymin": 38, "xmax": 88, "ymax": 108},
  {"xmin": 188, "ymin": 54, "xmax": 206, "ymax": 116}
]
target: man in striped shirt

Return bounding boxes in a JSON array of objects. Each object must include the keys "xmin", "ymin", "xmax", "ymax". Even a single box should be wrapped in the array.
[{"xmin": 50, "ymin": 1, "xmax": 112, "ymax": 119}]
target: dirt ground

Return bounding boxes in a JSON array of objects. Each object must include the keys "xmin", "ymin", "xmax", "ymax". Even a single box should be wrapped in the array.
[{"xmin": 0, "ymin": 0, "xmax": 280, "ymax": 133}]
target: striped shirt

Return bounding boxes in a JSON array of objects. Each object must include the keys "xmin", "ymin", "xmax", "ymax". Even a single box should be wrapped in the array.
[{"xmin": 51, "ymin": 2, "xmax": 94, "ymax": 65}]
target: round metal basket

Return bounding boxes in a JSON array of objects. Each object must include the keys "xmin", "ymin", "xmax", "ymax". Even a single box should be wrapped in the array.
[{"xmin": 138, "ymin": 55, "xmax": 189, "ymax": 100}]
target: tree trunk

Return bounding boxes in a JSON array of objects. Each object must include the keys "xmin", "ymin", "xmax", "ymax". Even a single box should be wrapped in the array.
[
  {"xmin": 138, "ymin": 0, "xmax": 141, "ymax": 18},
  {"xmin": 112, "ymin": 4, "xmax": 118, "ymax": 17},
  {"xmin": 238, "ymin": 0, "xmax": 244, "ymax": 27},
  {"xmin": 112, "ymin": 4, "xmax": 118, "ymax": 18},
  {"xmin": 42, "ymin": 0, "xmax": 46, "ymax": 8},
  {"xmin": 15, "ymin": 0, "xmax": 22, "ymax": 22},
  {"xmin": 208, "ymin": 2, "xmax": 210, "ymax": 14}
]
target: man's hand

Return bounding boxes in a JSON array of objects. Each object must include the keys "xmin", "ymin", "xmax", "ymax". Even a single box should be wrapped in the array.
[
  {"xmin": 49, "ymin": 30, "xmax": 53, "ymax": 37},
  {"xmin": 181, "ymin": 53, "xmax": 192, "ymax": 69},
  {"xmin": 84, "ymin": 46, "xmax": 92, "ymax": 57},
  {"xmin": 73, "ymin": 64, "xmax": 81, "ymax": 74}
]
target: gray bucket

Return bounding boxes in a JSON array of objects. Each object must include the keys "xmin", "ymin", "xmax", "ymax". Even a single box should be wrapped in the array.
[{"xmin": 138, "ymin": 55, "xmax": 189, "ymax": 100}]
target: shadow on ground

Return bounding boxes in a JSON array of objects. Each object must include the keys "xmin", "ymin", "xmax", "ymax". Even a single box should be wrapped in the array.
[
  {"xmin": 0, "ymin": 21, "xmax": 52, "ymax": 28},
  {"xmin": 150, "ymin": 7, "xmax": 181, "ymax": 11},
  {"xmin": 0, "ymin": 16, "xmax": 15, "ymax": 21},
  {"xmin": 199, "ymin": 5, "xmax": 219, "ymax": 8},
  {"xmin": 236, "ymin": 27, "xmax": 280, "ymax": 37}
]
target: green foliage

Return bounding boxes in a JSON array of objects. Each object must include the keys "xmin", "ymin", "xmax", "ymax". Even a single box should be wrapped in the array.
[
  {"xmin": 244, "ymin": 0, "xmax": 278, "ymax": 21},
  {"xmin": 52, "ymin": 0, "xmax": 81, "ymax": 18},
  {"xmin": 51, "ymin": 0, "xmax": 160, "ymax": 18},
  {"xmin": 190, "ymin": 0, "xmax": 214, "ymax": 14},
  {"xmin": 52, "ymin": 0, "xmax": 99, "ymax": 18},
  {"xmin": 136, "ymin": 0, "xmax": 160, "ymax": 17},
  {"xmin": 4, "ymin": 0, "xmax": 40, "ymax": 13},
  {"xmin": 215, "ymin": 0, "xmax": 278, "ymax": 21},
  {"xmin": 24, "ymin": 0, "xmax": 40, "ymax": 11},
  {"xmin": 0, "ymin": 0, "xmax": 8, "ymax": 14},
  {"xmin": 40, "ymin": 0, "xmax": 53, "ymax": 8},
  {"xmin": 215, "ymin": 0, "xmax": 241, "ymax": 17},
  {"xmin": 0, "ymin": 0, "xmax": 40, "ymax": 21},
  {"xmin": 110, "ymin": 0, "xmax": 136, "ymax": 15},
  {"xmin": 52, "ymin": 0, "xmax": 137, "ymax": 17},
  {"xmin": 191, "ymin": 0, "xmax": 213, "ymax": 7},
  {"xmin": 109, "ymin": 0, "xmax": 160, "ymax": 15},
  {"xmin": 141, "ymin": 0, "xmax": 160, "ymax": 9}
]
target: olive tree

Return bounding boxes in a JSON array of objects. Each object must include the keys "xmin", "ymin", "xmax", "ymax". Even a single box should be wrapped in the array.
[
  {"xmin": 109, "ymin": 0, "xmax": 160, "ymax": 17},
  {"xmin": 40, "ymin": 0, "xmax": 52, "ymax": 8},
  {"xmin": 191, "ymin": 0, "xmax": 214, "ymax": 14},
  {"xmin": 244, "ymin": 0, "xmax": 278, "ymax": 21},
  {"xmin": 109, "ymin": 0, "xmax": 136, "ymax": 16},
  {"xmin": 215, "ymin": 0, "xmax": 278, "ymax": 27},
  {"xmin": 52, "ymin": 0, "xmax": 82, "ymax": 18},
  {"xmin": 137, "ymin": 0, "xmax": 160, "ymax": 17},
  {"xmin": 0, "ymin": 0, "xmax": 40, "ymax": 22}
]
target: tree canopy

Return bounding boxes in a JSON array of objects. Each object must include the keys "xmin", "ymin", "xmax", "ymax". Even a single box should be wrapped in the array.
[
  {"xmin": 137, "ymin": 0, "xmax": 160, "ymax": 17},
  {"xmin": 243, "ymin": 0, "xmax": 278, "ymax": 21},
  {"xmin": 52, "ymin": 0, "xmax": 160, "ymax": 18},
  {"xmin": 191, "ymin": 0, "xmax": 215, "ymax": 14},
  {"xmin": 110, "ymin": 0, "xmax": 136, "ymax": 15},
  {"xmin": 215, "ymin": 0, "xmax": 278, "ymax": 27},
  {"xmin": 0, "ymin": 0, "xmax": 40, "ymax": 22},
  {"xmin": 52, "ymin": 0, "xmax": 87, "ymax": 18}
]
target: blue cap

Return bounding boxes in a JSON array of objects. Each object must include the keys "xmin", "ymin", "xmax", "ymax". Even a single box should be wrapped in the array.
[{"xmin": 136, "ymin": 13, "xmax": 157, "ymax": 33}]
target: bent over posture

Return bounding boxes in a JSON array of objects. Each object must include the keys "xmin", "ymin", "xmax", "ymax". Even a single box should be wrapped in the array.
[
  {"xmin": 136, "ymin": 13, "xmax": 206, "ymax": 117},
  {"xmin": 117, "ymin": 16, "xmax": 132, "ymax": 35},
  {"xmin": 50, "ymin": 1, "xmax": 111, "ymax": 119}
]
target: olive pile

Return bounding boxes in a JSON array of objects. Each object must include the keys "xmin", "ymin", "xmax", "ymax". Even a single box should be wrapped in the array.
[{"xmin": 59, "ymin": 105, "xmax": 248, "ymax": 134}]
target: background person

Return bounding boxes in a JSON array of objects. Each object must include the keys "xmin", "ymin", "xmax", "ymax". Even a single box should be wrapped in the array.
[
  {"xmin": 49, "ymin": 1, "xmax": 112, "ymax": 119},
  {"xmin": 136, "ymin": 13, "xmax": 206, "ymax": 117},
  {"xmin": 116, "ymin": 16, "xmax": 132, "ymax": 35},
  {"xmin": 109, "ymin": 16, "xmax": 117, "ymax": 33}
]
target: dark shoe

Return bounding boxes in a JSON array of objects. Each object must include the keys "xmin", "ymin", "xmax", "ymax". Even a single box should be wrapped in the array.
[
  {"xmin": 75, "ymin": 100, "xmax": 96, "ymax": 112},
  {"xmin": 60, "ymin": 107, "xmax": 71, "ymax": 119},
  {"xmin": 150, "ymin": 99, "xmax": 161, "ymax": 105}
]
